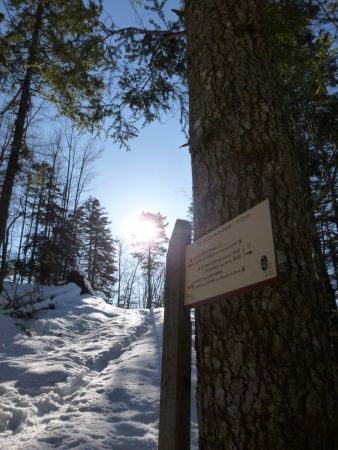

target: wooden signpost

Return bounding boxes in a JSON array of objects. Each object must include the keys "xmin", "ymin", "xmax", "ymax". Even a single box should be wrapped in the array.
[
  {"xmin": 158, "ymin": 219, "xmax": 192, "ymax": 450},
  {"xmin": 159, "ymin": 200, "xmax": 277, "ymax": 449}
]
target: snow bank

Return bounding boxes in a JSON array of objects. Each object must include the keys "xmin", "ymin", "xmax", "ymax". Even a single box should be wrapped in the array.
[
  {"xmin": 0, "ymin": 283, "xmax": 158, "ymax": 449},
  {"xmin": 0, "ymin": 282, "xmax": 197, "ymax": 449}
]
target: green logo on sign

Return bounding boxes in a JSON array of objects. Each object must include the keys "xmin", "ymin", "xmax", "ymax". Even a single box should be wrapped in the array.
[{"xmin": 261, "ymin": 255, "xmax": 268, "ymax": 271}]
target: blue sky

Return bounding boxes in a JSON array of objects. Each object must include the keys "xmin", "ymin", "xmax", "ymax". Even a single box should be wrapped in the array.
[
  {"xmin": 93, "ymin": 118, "xmax": 191, "ymax": 239},
  {"xmin": 91, "ymin": 0, "xmax": 191, "ymax": 240}
]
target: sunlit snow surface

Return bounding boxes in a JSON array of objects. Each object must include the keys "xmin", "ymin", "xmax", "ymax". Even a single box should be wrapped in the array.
[{"xmin": 0, "ymin": 283, "xmax": 197, "ymax": 450}]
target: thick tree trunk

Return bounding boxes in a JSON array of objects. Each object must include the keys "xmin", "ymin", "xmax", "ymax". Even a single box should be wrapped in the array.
[
  {"xmin": 186, "ymin": 1, "xmax": 337, "ymax": 448},
  {"xmin": 0, "ymin": 0, "xmax": 44, "ymax": 286}
]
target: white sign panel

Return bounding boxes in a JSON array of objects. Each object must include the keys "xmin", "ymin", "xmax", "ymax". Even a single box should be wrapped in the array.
[{"xmin": 185, "ymin": 199, "xmax": 277, "ymax": 307}]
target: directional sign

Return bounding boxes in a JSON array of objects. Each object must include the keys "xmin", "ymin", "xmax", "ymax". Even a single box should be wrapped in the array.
[{"xmin": 185, "ymin": 199, "xmax": 277, "ymax": 307}]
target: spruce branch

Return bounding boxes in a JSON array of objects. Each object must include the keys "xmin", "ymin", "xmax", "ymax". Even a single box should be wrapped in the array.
[{"xmin": 100, "ymin": 22, "xmax": 185, "ymax": 41}]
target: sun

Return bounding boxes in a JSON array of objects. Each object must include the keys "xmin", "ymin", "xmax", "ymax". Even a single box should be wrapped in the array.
[
  {"xmin": 125, "ymin": 212, "xmax": 158, "ymax": 244},
  {"xmin": 133, "ymin": 218, "xmax": 158, "ymax": 243}
]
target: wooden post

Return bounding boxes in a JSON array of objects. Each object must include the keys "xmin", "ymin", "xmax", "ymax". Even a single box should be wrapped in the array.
[{"xmin": 159, "ymin": 219, "xmax": 192, "ymax": 450}]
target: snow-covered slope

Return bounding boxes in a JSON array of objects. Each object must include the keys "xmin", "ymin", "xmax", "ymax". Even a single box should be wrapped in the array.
[{"xmin": 0, "ymin": 283, "xmax": 198, "ymax": 450}]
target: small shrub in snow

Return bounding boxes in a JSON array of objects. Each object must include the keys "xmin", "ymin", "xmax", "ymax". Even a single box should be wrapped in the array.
[{"xmin": 1, "ymin": 284, "xmax": 55, "ymax": 320}]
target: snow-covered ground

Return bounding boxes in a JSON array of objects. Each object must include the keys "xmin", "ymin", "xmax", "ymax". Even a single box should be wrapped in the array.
[{"xmin": 0, "ymin": 283, "xmax": 197, "ymax": 450}]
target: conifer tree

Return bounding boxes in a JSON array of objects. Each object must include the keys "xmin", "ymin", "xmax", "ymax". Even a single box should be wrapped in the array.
[
  {"xmin": 79, "ymin": 197, "xmax": 117, "ymax": 301},
  {"xmin": 12, "ymin": 159, "xmax": 63, "ymax": 284},
  {"xmin": 0, "ymin": 0, "xmax": 105, "ymax": 273}
]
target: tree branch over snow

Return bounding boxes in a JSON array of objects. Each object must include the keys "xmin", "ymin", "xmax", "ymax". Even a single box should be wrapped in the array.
[{"xmin": 99, "ymin": 22, "xmax": 185, "ymax": 40}]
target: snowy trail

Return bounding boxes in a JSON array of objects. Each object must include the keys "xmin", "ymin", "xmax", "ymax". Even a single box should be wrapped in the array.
[{"xmin": 0, "ymin": 284, "xmax": 164, "ymax": 450}]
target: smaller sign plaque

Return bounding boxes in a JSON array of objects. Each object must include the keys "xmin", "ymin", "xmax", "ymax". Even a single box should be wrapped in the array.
[{"xmin": 185, "ymin": 199, "xmax": 277, "ymax": 307}]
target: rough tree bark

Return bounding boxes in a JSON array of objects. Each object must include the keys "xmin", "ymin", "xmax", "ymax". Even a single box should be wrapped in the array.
[{"xmin": 186, "ymin": 0, "xmax": 337, "ymax": 448}]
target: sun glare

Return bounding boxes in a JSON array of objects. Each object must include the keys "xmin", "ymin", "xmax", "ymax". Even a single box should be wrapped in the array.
[
  {"xmin": 125, "ymin": 213, "xmax": 158, "ymax": 244},
  {"xmin": 135, "ymin": 219, "xmax": 158, "ymax": 243}
]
